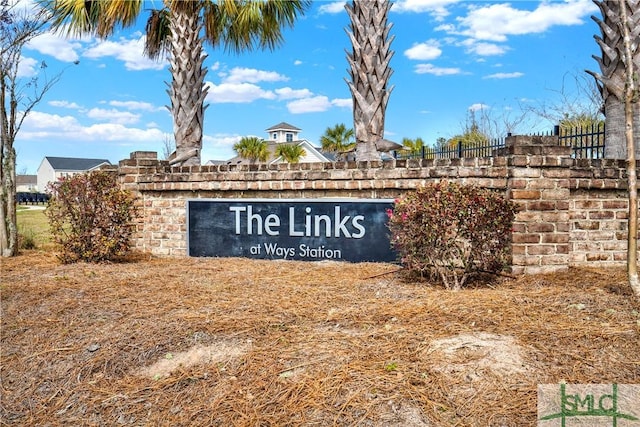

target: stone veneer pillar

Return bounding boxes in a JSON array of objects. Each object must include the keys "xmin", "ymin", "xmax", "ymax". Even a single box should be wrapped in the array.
[{"xmin": 505, "ymin": 135, "xmax": 573, "ymax": 275}]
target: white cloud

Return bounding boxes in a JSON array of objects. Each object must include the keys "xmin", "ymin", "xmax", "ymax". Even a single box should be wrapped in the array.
[
  {"xmin": 287, "ymin": 96, "xmax": 332, "ymax": 113},
  {"xmin": 17, "ymin": 56, "xmax": 38, "ymax": 77},
  {"xmin": 21, "ymin": 111, "xmax": 165, "ymax": 142},
  {"xmin": 204, "ymin": 82, "xmax": 276, "ymax": 103},
  {"xmin": 27, "ymin": 32, "xmax": 81, "ymax": 62},
  {"xmin": 82, "ymin": 123, "xmax": 165, "ymax": 142},
  {"xmin": 86, "ymin": 108, "xmax": 141, "ymax": 125},
  {"xmin": 8, "ymin": 0, "xmax": 39, "ymax": 16},
  {"xmin": 275, "ymin": 87, "xmax": 313, "ymax": 100},
  {"xmin": 483, "ymin": 72, "xmax": 524, "ymax": 79},
  {"xmin": 294, "ymin": 60, "xmax": 303, "ymax": 66},
  {"xmin": 108, "ymin": 100, "xmax": 164, "ymax": 112},
  {"xmin": 318, "ymin": 2, "xmax": 345, "ymax": 14},
  {"xmin": 201, "ymin": 133, "xmax": 243, "ymax": 161},
  {"xmin": 468, "ymin": 103, "xmax": 489, "ymax": 112},
  {"xmin": 467, "ymin": 42, "xmax": 507, "ymax": 56},
  {"xmin": 285, "ymin": 96, "xmax": 351, "ymax": 114},
  {"xmin": 394, "ymin": 0, "xmax": 459, "ymax": 20},
  {"xmin": 221, "ymin": 67, "xmax": 288, "ymax": 84},
  {"xmin": 203, "ymin": 133, "xmax": 242, "ymax": 148},
  {"xmin": 434, "ymin": 23, "xmax": 455, "ymax": 33},
  {"xmin": 331, "ymin": 98, "xmax": 352, "ymax": 108},
  {"xmin": 404, "ymin": 40, "xmax": 442, "ymax": 61},
  {"xmin": 456, "ymin": 1, "xmax": 598, "ymax": 42},
  {"xmin": 84, "ymin": 36, "xmax": 167, "ymax": 71},
  {"xmin": 48, "ymin": 100, "xmax": 82, "ymax": 109},
  {"xmin": 414, "ymin": 63, "xmax": 462, "ymax": 76},
  {"xmin": 22, "ymin": 111, "xmax": 80, "ymax": 131}
]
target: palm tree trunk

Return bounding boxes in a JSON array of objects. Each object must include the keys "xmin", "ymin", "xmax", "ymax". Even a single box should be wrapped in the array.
[
  {"xmin": 604, "ymin": 97, "xmax": 627, "ymax": 158},
  {"xmin": 590, "ymin": 0, "xmax": 640, "ymax": 159},
  {"xmin": 168, "ymin": 2, "xmax": 208, "ymax": 166},
  {"xmin": 345, "ymin": 0, "xmax": 394, "ymax": 162}
]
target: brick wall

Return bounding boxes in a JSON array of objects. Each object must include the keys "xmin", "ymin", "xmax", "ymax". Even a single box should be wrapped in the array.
[{"xmin": 113, "ymin": 135, "xmax": 639, "ymax": 274}]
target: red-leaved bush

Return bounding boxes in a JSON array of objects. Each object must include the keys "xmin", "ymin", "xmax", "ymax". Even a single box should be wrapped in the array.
[
  {"xmin": 387, "ymin": 181, "xmax": 517, "ymax": 290},
  {"xmin": 46, "ymin": 171, "xmax": 135, "ymax": 263}
]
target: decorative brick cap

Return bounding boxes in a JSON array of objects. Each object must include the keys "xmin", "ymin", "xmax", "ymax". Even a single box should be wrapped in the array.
[
  {"xmin": 505, "ymin": 135, "xmax": 559, "ymax": 147},
  {"xmin": 130, "ymin": 151, "xmax": 158, "ymax": 160}
]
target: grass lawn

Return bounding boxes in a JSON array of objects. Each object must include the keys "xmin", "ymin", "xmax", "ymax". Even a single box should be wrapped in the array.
[
  {"xmin": 2, "ymin": 212, "xmax": 639, "ymax": 426},
  {"xmin": 16, "ymin": 206, "xmax": 52, "ymax": 249}
]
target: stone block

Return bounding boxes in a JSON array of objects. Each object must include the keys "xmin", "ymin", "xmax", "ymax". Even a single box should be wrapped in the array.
[
  {"xmin": 512, "ymin": 233, "xmax": 541, "ymax": 244},
  {"xmin": 541, "ymin": 234, "xmax": 570, "ymax": 244},
  {"xmin": 510, "ymin": 189, "xmax": 541, "ymax": 200}
]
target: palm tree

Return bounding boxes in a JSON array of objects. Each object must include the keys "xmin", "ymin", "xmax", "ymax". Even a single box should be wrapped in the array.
[
  {"xmin": 586, "ymin": 0, "xmax": 639, "ymax": 159},
  {"xmin": 320, "ymin": 123, "xmax": 355, "ymax": 160},
  {"xmin": 275, "ymin": 144, "xmax": 306, "ymax": 164},
  {"xmin": 345, "ymin": 0, "xmax": 394, "ymax": 162},
  {"xmin": 233, "ymin": 136, "xmax": 268, "ymax": 164},
  {"xmin": 43, "ymin": 0, "xmax": 310, "ymax": 166}
]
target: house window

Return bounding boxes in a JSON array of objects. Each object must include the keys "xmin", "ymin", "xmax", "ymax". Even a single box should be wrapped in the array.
[
  {"xmin": 286, "ymin": 133, "xmax": 293, "ymax": 142},
  {"xmin": 272, "ymin": 132, "xmax": 278, "ymax": 140}
]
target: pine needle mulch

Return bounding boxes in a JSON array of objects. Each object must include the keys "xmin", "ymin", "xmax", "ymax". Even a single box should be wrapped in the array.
[{"xmin": 1, "ymin": 252, "xmax": 639, "ymax": 426}]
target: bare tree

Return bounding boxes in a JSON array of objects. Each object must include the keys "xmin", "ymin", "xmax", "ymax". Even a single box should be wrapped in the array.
[
  {"xmin": 461, "ymin": 105, "xmax": 532, "ymax": 141},
  {"xmin": 1, "ymin": 2, "xmax": 66, "ymax": 256},
  {"xmin": 524, "ymin": 71, "xmax": 604, "ymax": 129},
  {"xmin": 161, "ymin": 133, "xmax": 175, "ymax": 160}
]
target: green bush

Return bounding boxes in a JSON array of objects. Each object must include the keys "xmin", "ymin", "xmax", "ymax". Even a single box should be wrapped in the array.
[
  {"xmin": 18, "ymin": 226, "xmax": 37, "ymax": 250},
  {"xmin": 46, "ymin": 171, "xmax": 136, "ymax": 263},
  {"xmin": 387, "ymin": 181, "xmax": 517, "ymax": 290}
]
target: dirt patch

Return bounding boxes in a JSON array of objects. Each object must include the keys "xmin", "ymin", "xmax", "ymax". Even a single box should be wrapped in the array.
[
  {"xmin": 137, "ymin": 340, "xmax": 251, "ymax": 379},
  {"xmin": 2, "ymin": 252, "xmax": 639, "ymax": 426},
  {"xmin": 426, "ymin": 332, "xmax": 528, "ymax": 378}
]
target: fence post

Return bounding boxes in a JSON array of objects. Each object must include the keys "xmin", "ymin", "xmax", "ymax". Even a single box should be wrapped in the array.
[{"xmin": 457, "ymin": 141, "xmax": 462, "ymax": 158}]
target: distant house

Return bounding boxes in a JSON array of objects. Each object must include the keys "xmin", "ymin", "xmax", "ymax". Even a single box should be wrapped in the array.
[
  {"xmin": 37, "ymin": 156, "xmax": 111, "ymax": 192},
  {"xmin": 16, "ymin": 175, "xmax": 37, "ymax": 192},
  {"xmin": 266, "ymin": 122, "xmax": 303, "ymax": 143},
  {"xmin": 221, "ymin": 122, "xmax": 331, "ymax": 166}
]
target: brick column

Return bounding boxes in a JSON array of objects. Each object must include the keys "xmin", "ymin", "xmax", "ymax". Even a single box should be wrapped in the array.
[{"xmin": 506, "ymin": 135, "xmax": 572, "ymax": 274}]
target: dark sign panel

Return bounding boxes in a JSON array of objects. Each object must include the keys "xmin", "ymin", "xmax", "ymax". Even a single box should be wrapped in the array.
[{"xmin": 187, "ymin": 199, "xmax": 396, "ymax": 262}]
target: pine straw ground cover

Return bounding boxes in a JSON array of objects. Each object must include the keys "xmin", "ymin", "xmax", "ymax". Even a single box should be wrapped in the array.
[{"xmin": 1, "ymin": 251, "xmax": 639, "ymax": 426}]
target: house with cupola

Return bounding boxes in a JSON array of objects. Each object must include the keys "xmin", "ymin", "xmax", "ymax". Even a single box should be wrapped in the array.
[{"xmin": 218, "ymin": 122, "xmax": 332, "ymax": 165}]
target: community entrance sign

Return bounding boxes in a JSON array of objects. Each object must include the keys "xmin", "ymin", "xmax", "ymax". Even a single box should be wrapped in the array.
[{"xmin": 187, "ymin": 198, "xmax": 395, "ymax": 262}]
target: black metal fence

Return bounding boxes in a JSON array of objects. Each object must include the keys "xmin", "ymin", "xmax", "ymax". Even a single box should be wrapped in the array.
[
  {"xmin": 556, "ymin": 124, "xmax": 605, "ymax": 159},
  {"xmin": 393, "ymin": 124, "xmax": 606, "ymax": 160}
]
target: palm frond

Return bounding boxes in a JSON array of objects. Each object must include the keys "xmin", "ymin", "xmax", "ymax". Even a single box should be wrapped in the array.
[
  {"xmin": 39, "ymin": 0, "xmax": 94, "ymax": 36},
  {"xmin": 40, "ymin": 0, "xmax": 142, "ymax": 38},
  {"xmin": 144, "ymin": 8, "xmax": 171, "ymax": 60},
  {"xmin": 203, "ymin": 0, "xmax": 310, "ymax": 54},
  {"xmin": 99, "ymin": 0, "xmax": 142, "ymax": 37}
]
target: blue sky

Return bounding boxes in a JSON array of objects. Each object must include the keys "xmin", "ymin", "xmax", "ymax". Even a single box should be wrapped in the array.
[{"xmin": 15, "ymin": 0, "xmax": 601, "ymax": 173}]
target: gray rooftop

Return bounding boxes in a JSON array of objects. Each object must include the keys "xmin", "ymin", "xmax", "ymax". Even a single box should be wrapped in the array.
[
  {"xmin": 16, "ymin": 175, "xmax": 37, "ymax": 185},
  {"xmin": 265, "ymin": 122, "xmax": 301, "ymax": 132},
  {"xmin": 44, "ymin": 157, "xmax": 111, "ymax": 171}
]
